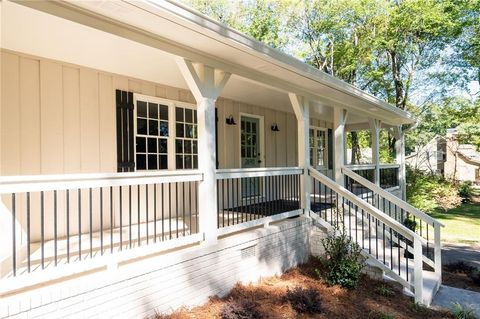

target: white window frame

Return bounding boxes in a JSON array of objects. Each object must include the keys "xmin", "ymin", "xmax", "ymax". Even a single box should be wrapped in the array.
[
  {"xmin": 133, "ymin": 93, "xmax": 197, "ymax": 171},
  {"xmin": 309, "ymin": 126, "xmax": 328, "ymax": 170}
]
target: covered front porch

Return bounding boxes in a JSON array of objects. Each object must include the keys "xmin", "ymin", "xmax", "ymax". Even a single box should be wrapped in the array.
[{"xmin": 0, "ymin": 0, "xmax": 417, "ymax": 303}]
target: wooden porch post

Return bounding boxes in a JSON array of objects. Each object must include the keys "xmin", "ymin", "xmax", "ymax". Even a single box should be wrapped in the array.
[
  {"xmin": 333, "ymin": 108, "xmax": 348, "ymax": 186},
  {"xmin": 369, "ymin": 118, "xmax": 382, "ymax": 186},
  {"xmin": 393, "ymin": 126, "xmax": 406, "ymax": 200},
  {"xmin": 176, "ymin": 58, "xmax": 230, "ymax": 244},
  {"xmin": 289, "ymin": 93, "xmax": 310, "ymax": 215}
]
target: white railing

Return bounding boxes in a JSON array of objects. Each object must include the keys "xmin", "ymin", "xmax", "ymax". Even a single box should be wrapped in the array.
[
  {"xmin": 343, "ymin": 166, "xmax": 443, "ymax": 279},
  {"xmin": 309, "ymin": 167, "xmax": 424, "ymax": 303},
  {"xmin": 215, "ymin": 167, "xmax": 304, "ymax": 236},
  {"xmin": 0, "ymin": 170, "xmax": 203, "ymax": 293}
]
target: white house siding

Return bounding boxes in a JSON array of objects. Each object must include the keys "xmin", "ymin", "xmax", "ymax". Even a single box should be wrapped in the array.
[{"xmin": 0, "ymin": 217, "xmax": 310, "ymax": 319}]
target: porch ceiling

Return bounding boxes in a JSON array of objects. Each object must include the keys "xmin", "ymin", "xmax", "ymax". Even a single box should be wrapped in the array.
[{"xmin": 3, "ymin": 0, "xmax": 399, "ymax": 125}]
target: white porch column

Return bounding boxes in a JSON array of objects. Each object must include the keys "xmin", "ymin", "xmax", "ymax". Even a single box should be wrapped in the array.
[
  {"xmin": 369, "ymin": 118, "xmax": 382, "ymax": 186},
  {"xmin": 393, "ymin": 126, "xmax": 406, "ymax": 200},
  {"xmin": 289, "ymin": 93, "xmax": 310, "ymax": 214},
  {"xmin": 176, "ymin": 58, "xmax": 230, "ymax": 244},
  {"xmin": 333, "ymin": 108, "xmax": 348, "ymax": 186}
]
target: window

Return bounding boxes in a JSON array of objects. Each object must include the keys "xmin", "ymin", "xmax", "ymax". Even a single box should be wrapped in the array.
[
  {"xmin": 175, "ymin": 106, "xmax": 198, "ymax": 169},
  {"xmin": 309, "ymin": 127, "xmax": 328, "ymax": 168},
  {"xmin": 134, "ymin": 94, "xmax": 197, "ymax": 171}
]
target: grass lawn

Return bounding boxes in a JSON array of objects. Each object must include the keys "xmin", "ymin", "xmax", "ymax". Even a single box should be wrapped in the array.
[{"xmin": 430, "ymin": 200, "xmax": 480, "ymax": 245}]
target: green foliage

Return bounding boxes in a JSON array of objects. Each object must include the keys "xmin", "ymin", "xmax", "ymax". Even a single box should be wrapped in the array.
[
  {"xmin": 406, "ymin": 165, "xmax": 462, "ymax": 213},
  {"xmin": 451, "ymin": 302, "xmax": 477, "ymax": 319},
  {"xmin": 468, "ymin": 268, "xmax": 480, "ymax": 286},
  {"xmin": 284, "ymin": 287, "xmax": 323, "ymax": 314},
  {"xmin": 375, "ymin": 285, "xmax": 395, "ymax": 297},
  {"xmin": 317, "ymin": 231, "xmax": 365, "ymax": 289},
  {"xmin": 457, "ymin": 123, "xmax": 480, "ymax": 150},
  {"xmin": 409, "ymin": 302, "xmax": 428, "ymax": 314},
  {"xmin": 458, "ymin": 181, "xmax": 474, "ymax": 202},
  {"xmin": 402, "ymin": 218, "xmax": 417, "ymax": 232}
]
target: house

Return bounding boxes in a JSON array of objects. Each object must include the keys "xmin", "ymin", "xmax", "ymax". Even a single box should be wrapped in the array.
[
  {"xmin": 405, "ymin": 136, "xmax": 446, "ymax": 175},
  {"xmin": 406, "ymin": 129, "xmax": 480, "ymax": 184},
  {"xmin": 0, "ymin": 1, "xmax": 443, "ymax": 317}
]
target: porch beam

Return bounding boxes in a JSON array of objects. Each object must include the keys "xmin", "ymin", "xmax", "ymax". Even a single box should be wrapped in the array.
[
  {"xmin": 369, "ymin": 118, "xmax": 382, "ymax": 186},
  {"xmin": 333, "ymin": 108, "xmax": 348, "ymax": 186},
  {"xmin": 177, "ymin": 58, "xmax": 231, "ymax": 244},
  {"xmin": 393, "ymin": 126, "xmax": 406, "ymax": 200},
  {"xmin": 288, "ymin": 93, "xmax": 310, "ymax": 214}
]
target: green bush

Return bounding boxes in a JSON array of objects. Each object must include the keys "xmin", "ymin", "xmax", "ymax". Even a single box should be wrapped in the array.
[
  {"xmin": 458, "ymin": 181, "xmax": 474, "ymax": 202},
  {"xmin": 317, "ymin": 231, "xmax": 365, "ymax": 289},
  {"xmin": 451, "ymin": 302, "xmax": 477, "ymax": 319},
  {"xmin": 284, "ymin": 287, "xmax": 323, "ymax": 314},
  {"xmin": 406, "ymin": 166, "xmax": 462, "ymax": 213}
]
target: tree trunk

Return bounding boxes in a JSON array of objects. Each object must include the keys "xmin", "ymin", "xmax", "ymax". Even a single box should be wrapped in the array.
[
  {"xmin": 351, "ymin": 131, "xmax": 361, "ymax": 164},
  {"xmin": 389, "ymin": 50, "xmax": 406, "ymax": 110}
]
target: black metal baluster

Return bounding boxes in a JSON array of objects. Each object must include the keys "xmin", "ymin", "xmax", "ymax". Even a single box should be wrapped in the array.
[
  {"xmin": 154, "ymin": 184, "xmax": 157, "ymax": 242},
  {"xmin": 27, "ymin": 192, "xmax": 31, "ymax": 271},
  {"xmin": 176, "ymin": 182, "xmax": 179, "ymax": 238},
  {"xmin": 129, "ymin": 185, "xmax": 132, "ymax": 248},
  {"xmin": 189, "ymin": 182, "xmax": 192, "ymax": 233},
  {"xmin": 168, "ymin": 183, "xmax": 172, "ymax": 239},
  {"xmin": 217, "ymin": 180, "xmax": 220, "ymax": 228},
  {"xmin": 12, "ymin": 194, "xmax": 16, "ymax": 276},
  {"xmin": 397, "ymin": 235, "xmax": 401, "ymax": 275},
  {"xmin": 226, "ymin": 179, "xmax": 230, "ymax": 226},
  {"xmin": 182, "ymin": 182, "xmax": 185, "ymax": 236},
  {"xmin": 382, "ymin": 223, "xmax": 386, "ymax": 264},
  {"xmin": 221, "ymin": 179, "xmax": 225, "ymax": 226},
  {"xmin": 390, "ymin": 227, "xmax": 393, "ymax": 270},
  {"xmin": 54, "ymin": 190, "xmax": 58, "ymax": 266},
  {"xmin": 137, "ymin": 185, "xmax": 141, "ymax": 246},
  {"xmin": 119, "ymin": 186, "xmax": 123, "ymax": 251},
  {"xmin": 146, "ymin": 184, "xmax": 149, "ymax": 243},
  {"xmin": 161, "ymin": 184, "xmax": 165, "ymax": 241}
]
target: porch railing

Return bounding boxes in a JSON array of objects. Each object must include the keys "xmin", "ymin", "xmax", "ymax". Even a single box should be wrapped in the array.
[
  {"xmin": 0, "ymin": 171, "xmax": 202, "ymax": 282},
  {"xmin": 342, "ymin": 166, "xmax": 443, "ymax": 278},
  {"xmin": 344, "ymin": 164, "xmax": 400, "ymax": 193},
  {"xmin": 215, "ymin": 167, "xmax": 303, "ymax": 236}
]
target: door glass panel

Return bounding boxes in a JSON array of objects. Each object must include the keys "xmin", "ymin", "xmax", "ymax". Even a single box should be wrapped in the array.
[{"xmin": 241, "ymin": 116, "xmax": 262, "ymax": 198}]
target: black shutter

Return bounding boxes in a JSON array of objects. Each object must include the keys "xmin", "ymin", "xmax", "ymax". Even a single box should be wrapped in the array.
[
  {"xmin": 327, "ymin": 128, "xmax": 333, "ymax": 170},
  {"xmin": 116, "ymin": 90, "xmax": 135, "ymax": 172},
  {"xmin": 215, "ymin": 107, "xmax": 219, "ymax": 169}
]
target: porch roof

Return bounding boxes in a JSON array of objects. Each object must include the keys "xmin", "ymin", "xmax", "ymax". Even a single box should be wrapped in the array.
[{"xmin": 10, "ymin": 0, "xmax": 415, "ymax": 126}]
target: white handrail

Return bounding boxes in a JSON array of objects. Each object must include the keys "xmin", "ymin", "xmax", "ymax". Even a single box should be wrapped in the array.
[
  {"xmin": 309, "ymin": 167, "xmax": 418, "ymax": 241},
  {"xmin": 0, "ymin": 170, "xmax": 203, "ymax": 194},
  {"xmin": 342, "ymin": 167, "xmax": 443, "ymax": 227},
  {"xmin": 216, "ymin": 167, "xmax": 303, "ymax": 179}
]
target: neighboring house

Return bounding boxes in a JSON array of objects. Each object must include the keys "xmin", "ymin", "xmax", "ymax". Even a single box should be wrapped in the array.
[
  {"xmin": 406, "ymin": 136, "xmax": 446, "ymax": 175},
  {"xmin": 444, "ymin": 128, "xmax": 480, "ymax": 184},
  {"xmin": 406, "ymin": 130, "xmax": 480, "ymax": 184},
  {"xmin": 0, "ymin": 1, "xmax": 442, "ymax": 317}
]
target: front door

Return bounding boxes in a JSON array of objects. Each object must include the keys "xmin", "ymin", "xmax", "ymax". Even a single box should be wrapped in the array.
[{"xmin": 241, "ymin": 115, "xmax": 262, "ymax": 198}]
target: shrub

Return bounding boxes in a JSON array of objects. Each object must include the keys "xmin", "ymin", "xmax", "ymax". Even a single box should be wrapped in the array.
[
  {"xmin": 468, "ymin": 268, "xmax": 480, "ymax": 286},
  {"xmin": 451, "ymin": 302, "xmax": 477, "ymax": 319},
  {"xmin": 458, "ymin": 181, "xmax": 474, "ymax": 202},
  {"xmin": 375, "ymin": 285, "xmax": 395, "ymax": 297},
  {"xmin": 284, "ymin": 287, "xmax": 322, "ymax": 314},
  {"xmin": 317, "ymin": 231, "xmax": 365, "ymax": 289},
  {"xmin": 444, "ymin": 261, "xmax": 475, "ymax": 274},
  {"xmin": 220, "ymin": 299, "xmax": 262, "ymax": 319},
  {"xmin": 409, "ymin": 302, "xmax": 428, "ymax": 314}
]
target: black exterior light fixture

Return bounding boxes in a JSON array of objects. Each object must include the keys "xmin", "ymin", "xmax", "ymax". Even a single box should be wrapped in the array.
[
  {"xmin": 226, "ymin": 115, "xmax": 236, "ymax": 125},
  {"xmin": 271, "ymin": 123, "xmax": 280, "ymax": 132}
]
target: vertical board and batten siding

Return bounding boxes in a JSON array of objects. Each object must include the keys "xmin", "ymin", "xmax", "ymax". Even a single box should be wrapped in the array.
[{"xmin": 0, "ymin": 50, "xmax": 332, "ymax": 244}]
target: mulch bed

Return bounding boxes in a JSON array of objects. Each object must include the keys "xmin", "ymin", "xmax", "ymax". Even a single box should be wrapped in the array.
[
  {"xmin": 442, "ymin": 266, "xmax": 480, "ymax": 293},
  {"xmin": 153, "ymin": 258, "xmax": 453, "ymax": 319}
]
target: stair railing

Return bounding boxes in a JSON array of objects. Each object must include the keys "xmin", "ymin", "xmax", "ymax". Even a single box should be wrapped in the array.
[
  {"xmin": 342, "ymin": 166, "xmax": 443, "ymax": 280},
  {"xmin": 309, "ymin": 167, "xmax": 424, "ymax": 304}
]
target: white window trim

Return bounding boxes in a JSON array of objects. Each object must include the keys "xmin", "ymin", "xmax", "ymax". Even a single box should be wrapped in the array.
[
  {"xmin": 133, "ymin": 93, "xmax": 196, "ymax": 171},
  {"xmin": 310, "ymin": 125, "xmax": 328, "ymax": 170}
]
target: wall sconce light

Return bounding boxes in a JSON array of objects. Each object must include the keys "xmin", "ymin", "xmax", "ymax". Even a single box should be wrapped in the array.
[
  {"xmin": 271, "ymin": 123, "xmax": 280, "ymax": 132},
  {"xmin": 226, "ymin": 115, "xmax": 236, "ymax": 125}
]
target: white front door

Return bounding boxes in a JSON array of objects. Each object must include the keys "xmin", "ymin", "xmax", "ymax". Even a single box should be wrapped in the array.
[{"xmin": 241, "ymin": 115, "xmax": 263, "ymax": 198}]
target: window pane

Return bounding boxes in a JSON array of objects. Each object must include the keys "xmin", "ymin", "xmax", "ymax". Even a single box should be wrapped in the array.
[
  {"xmin": 193, "ymin": 110, "xmax": 197, "ymax": 122},
  {"xmin": 251, "ymin": 122, "xmax": 257, "ymax": 134},
  {"xmin": 148, "ymin": 154, "xmax": 157, "ymax": 170},
  {"xmin": 176, "ymin": 139, "xmax": 183, "ymax": 154},
  {"xmin": 246, "ymin": 121, "xmax": 251, "ymax": 133},
  {"xmin": 185, "ymin": 124, "xmax": 194, "ymax": 138},
  {"xmin": 184, "ymin": 140, "xmax": 192, "ymax": 154},
  {"xmin": 176, "ymin": 155, "xmax": 184, "ymax": 169},
  {"xmin": 149, "ymin": 120, "xmax": 159, "ymax": 136},
  {"xmin": 137, "ymin": 119, "xmax": 147, "ymax": 135},
  {"xmin": 136, "ymin": 137, "xmax": 146, "ymax": 153},
  {"xmin": 158, "ymin": 139, "xmax": 167, "ymax": 153},
  {"xmin": 136, "ymin": 154, "xmax": 146, "ymax": 170},
  {"xmin": 148, "ymin": 137, "xmax": 157, "ymax": 153},
  {"xmin": 148, "ymin": 103, "xmax": 158, "ymax": 119},
  {"xmin": 159, "ymin": 121, "xmax": 169, "ymax": 137},
  {"xmin": 185, "ymin": 108, "xmax": 193, "ymax": 123},
  {"xmin": 192, "ymin": 140, "xmax": 197, "ymax": 154},
  {"xmin": 159, "ymin": 155, "xmax": 168, "ymax": 169},
  {"xmin": 193, "ymin": 155, "xmax": 198, "ymax": 169},
  {"xmin": 137, "ymin": 101, "xmax": 147, "ymax": 118},
  {"xmin": 176, "ymin": 107, "xmax": 184, "ymax": 122},
  {"xmin": 184, "ymin": 155, "xmax": 192, "ymax": 169},
  {"xmin": 159, "ymin": 104, "xmax": 169, "ymax": 120},
  {"xmin": 176, "ymin": 123, "xmax": 184, "ymax": 137}
]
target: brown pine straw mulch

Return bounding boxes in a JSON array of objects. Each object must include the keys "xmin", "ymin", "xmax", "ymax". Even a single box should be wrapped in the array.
[{"xmin": 153, "ymin": 258, "xmax": 454, "ymax": 319}]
